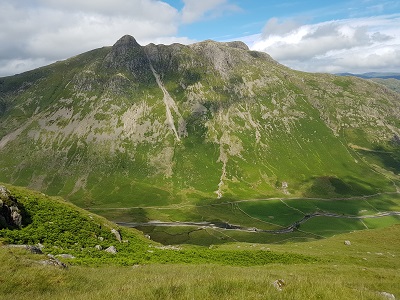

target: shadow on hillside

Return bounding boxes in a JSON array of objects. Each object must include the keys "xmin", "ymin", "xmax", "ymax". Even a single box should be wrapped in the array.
[
  {"xmin": 365, "ymin": 147, "xmax": 400, "ymax": 175},
  {"xmin": 304, "ymin": 176, "xmax": 377, "ymax": 198}
]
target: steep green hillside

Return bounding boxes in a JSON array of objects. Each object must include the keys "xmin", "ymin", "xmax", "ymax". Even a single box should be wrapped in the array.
[
  {"xmin": 0, "ymin": 184, "xmax": 154, "ymax": 264},
  {"xmin": 0, "ymin": 35, "xmax": 400, "ymax": 210},
  {"xmin": 0, "ymin": 184, "xmax": 314, "ymax": 266}
]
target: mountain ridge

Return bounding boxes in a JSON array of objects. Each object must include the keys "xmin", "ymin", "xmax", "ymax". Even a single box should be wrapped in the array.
[
  {"xmin": 337, "ymin": 72, "xmax": 400, "ymax": 80},
  {"xmin": 0, "ymin": 35, "xmax": 400, "ymax": 209},
  {"xmin": 336, "ymin": 72, "xmax": 400, "ymax": 94}
]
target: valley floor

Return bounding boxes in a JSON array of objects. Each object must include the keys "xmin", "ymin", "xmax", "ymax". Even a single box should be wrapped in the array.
[{"xmin": 91, "ymin": 193, "xmax": 400, "ymax": 246}]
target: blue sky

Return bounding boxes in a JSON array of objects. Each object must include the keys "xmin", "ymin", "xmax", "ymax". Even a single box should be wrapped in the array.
[
  {"xmin": 171, "ymin": 0, "xmax": 398, "ymax": 40},
  {"xmin": 0, "ymin": 0, "xmax": 399, "ymax": 76}
]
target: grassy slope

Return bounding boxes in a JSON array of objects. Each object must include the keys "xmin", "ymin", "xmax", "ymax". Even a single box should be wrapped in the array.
[
  {"xmin": 0, "ymin": 184, "xmax": 315, "ymax": 266},
  {"xmin": 1, "ymin": 223, "xmax": 399, "ymax": 299},
  {"xmin": 0, "ymin": 184, "xmax": 399, "ymax": 299}
]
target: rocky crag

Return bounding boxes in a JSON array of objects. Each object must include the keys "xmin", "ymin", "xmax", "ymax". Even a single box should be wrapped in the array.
[{"xmin": 0, "ymin": 186, "xmax": 22, "ymax": 228}]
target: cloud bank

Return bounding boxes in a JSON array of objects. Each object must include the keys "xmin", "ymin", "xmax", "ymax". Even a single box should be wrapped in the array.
[
  {"xmin": 251, "ymin": 15, "xmax": 400, "ymax": 73},
  {"xmin": 0, "ymin": 0, "xmax": 191, "ymax": 76},
  {"xmin": 0, "ymin": 0, "xmax": 244, "ymax": 76},
  {"xmin": 1, "ymin": 1, "xmax": 399, "ymax": 76}
]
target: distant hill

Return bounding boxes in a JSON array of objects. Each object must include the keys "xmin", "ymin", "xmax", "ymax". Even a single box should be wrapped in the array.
[
  {"xmin": 337, "ymin": 72, "xmax": 400, "ymax": 80},
  {"xmin": 337, "ymin": 72, "xmax": 400, "ymax": 93},
  {"xmin": 370, "ymin": 78, "xmax": 400, "ymax": 93}
]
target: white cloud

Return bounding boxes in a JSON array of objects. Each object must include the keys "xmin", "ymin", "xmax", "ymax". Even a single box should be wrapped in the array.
[
  {"xmin": 181, "ymin": 0, "xmax": 240, "ymax": 24},
  {"xmin": 38, "ymin": 0, "xmax": 176, "ymax": 22},
  {"xmin": 2, "ymin": 1, "xmax": 397, "ymax": 77},
  {"xmin": 0, "ymin": 0, "xmax": 245, "ymax": 76},
  {"xmin": 0, "ymin": 0, "xmax": 187, "ymax": 76},
  {"xmin": 262, "ymin": 17, "xmax": 303, "ymax": 38},
  {"xmin": 251, "ymin": 15, "xmax": 400, "ymax": 73},
  {"xmin": 0, "ymin": 58, "xmax": 51, "ymax": 78}
]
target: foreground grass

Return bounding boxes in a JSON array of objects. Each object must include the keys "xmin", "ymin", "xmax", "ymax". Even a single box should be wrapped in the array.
[
  {"xmin": 1, "ymin": 184, "xmax": 399, "ymax": 299},
  {"xmin": 1, "ymin": 225, "xmax": 399, "ymax": 299}
]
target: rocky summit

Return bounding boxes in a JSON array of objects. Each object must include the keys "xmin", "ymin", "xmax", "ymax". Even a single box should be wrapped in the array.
[{"xmin": 0, "ymin": 35, "xmax": 400, "ymax": 208}]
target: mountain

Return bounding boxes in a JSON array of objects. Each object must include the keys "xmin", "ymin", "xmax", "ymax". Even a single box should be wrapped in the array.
[
  {"xmin": 337, "ymin": 72, "xmax": 400, "ymax": 80},
  {"xmin": 337, "ymin": 72, "xmax": 400, "ymax": 94},
  {"xmin": 369, "ymin": 78, "xmax": 400, "ymax": 94},
  {"xmin": 1, "ymin": 35, "xmax": 400, "ymax": 209}
]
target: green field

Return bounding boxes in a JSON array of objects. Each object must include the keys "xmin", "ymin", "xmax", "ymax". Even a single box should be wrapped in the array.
[{"xmin": 89, "ymin": 193, "xmax": 400, "ymax": 246}]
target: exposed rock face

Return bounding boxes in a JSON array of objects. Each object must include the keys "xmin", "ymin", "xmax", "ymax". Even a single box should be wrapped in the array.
[
  {"xmin": 27, "ymin": 245, "xmax": 43, "ymax": 254},
  {"xmin": 0, "ymin": 202, "xmax": 7, "ymax": 228},
  {"xmin": 380, "ymin": 292, "xmax": 396, "ymax": 299},
  {"xmin": 0, "ymin": 186, "xmax": 9, "ymax": 199},
  {"xmin": 40, "ymin": 254, "xmax": 68, "ymax": 268},
  {"xmin": 104, "ymin": 35, "xmax": 151, "ymax": 81},
  {"xmin": 222, "ymin": 41, "xmax": 249, "ymax": 51},
  {"xmin": 0, "ymin": 186, "xmax": 22, "ymax": 229},
  {"xmin": 56, "ymin": 254, "xmax": 75, "ymax": 259},
  {"xmin": 11, "ymin": 210, "xmax": 22, "ymax": 227},
  {"xmin": 112, "ymin": 35, "xmax": 141, "ymax": 54},
  {"xmin": 111, "ymin": 229, "xmax": 122, "ymax": 242},
  {"xmin": 105, "ymin": 246, "xmax": 117, "ymax": 254}
]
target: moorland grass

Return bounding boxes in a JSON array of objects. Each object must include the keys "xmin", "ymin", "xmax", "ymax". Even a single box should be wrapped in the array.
[{"xmin": 1, "ymin": 225, "xmax": 399, "ymax": 299}]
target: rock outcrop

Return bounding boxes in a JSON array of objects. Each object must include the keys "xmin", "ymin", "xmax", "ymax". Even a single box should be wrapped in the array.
[
  {"xmin": 40, "ymin": 254, "xmax": 68, "ymax": 268},
  {"xmin": 105, "ymin": 246, "xmax": 117, "ymax": 254},
  {"xmin": 0, "ymin": 186, "xmax": 22, "ymax": 229},
  {"xmin": 111, "ymin": 229, "xmax": 122, "ymax": 242},
  {"xmin": 380, "ymin": 291, "xmax": 396, "ymax": 300}
]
